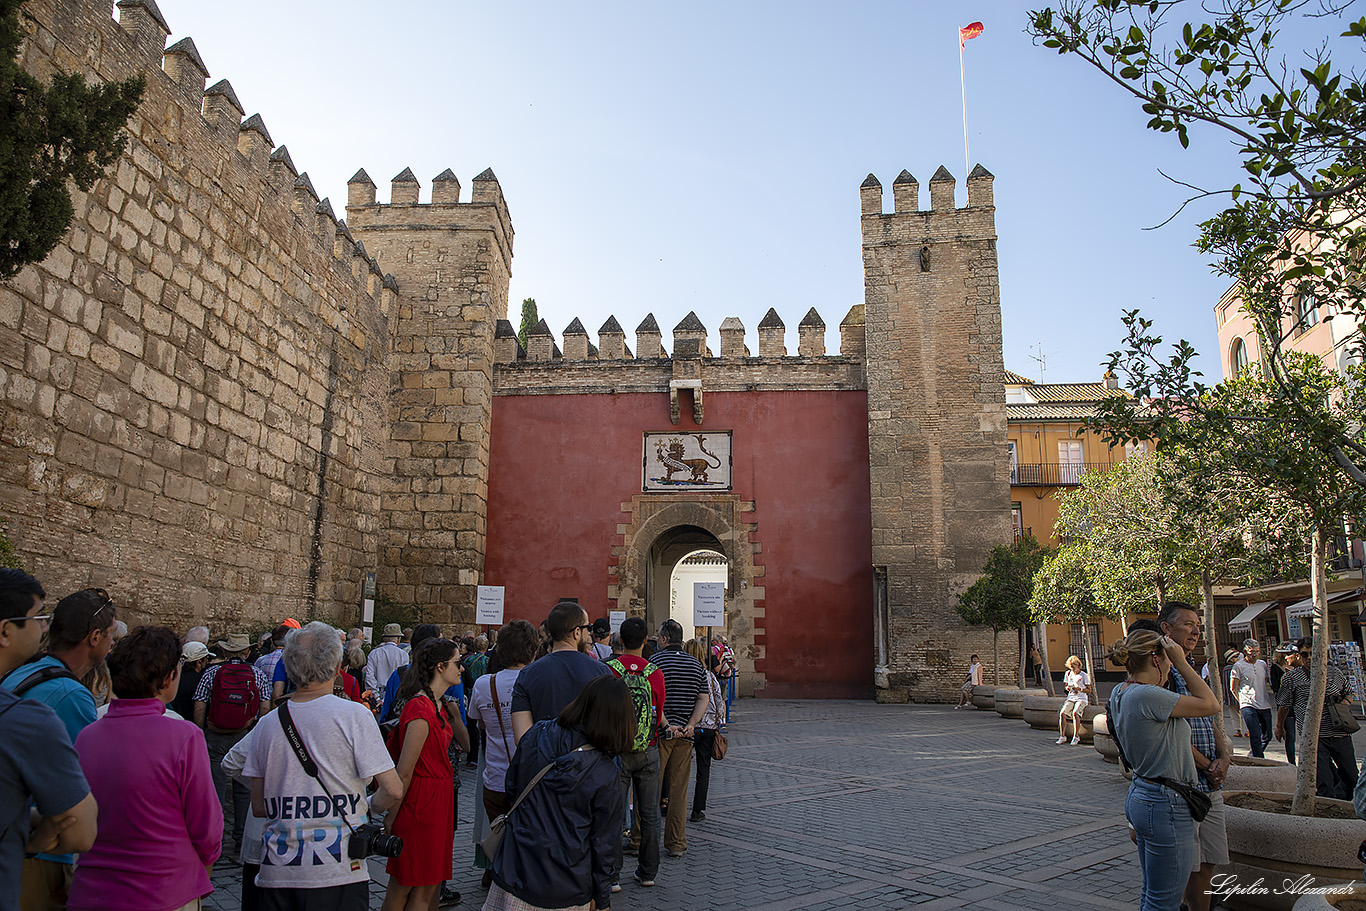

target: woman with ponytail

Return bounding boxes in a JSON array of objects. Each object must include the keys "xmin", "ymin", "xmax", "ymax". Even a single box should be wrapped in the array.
[
  {"xmin": 1107, "ymin": 629, "xmax": 1220, "ymax": 911},
  {"xmin": 381, "ymin": 638, "xmax": 465, "ymax": 911}
]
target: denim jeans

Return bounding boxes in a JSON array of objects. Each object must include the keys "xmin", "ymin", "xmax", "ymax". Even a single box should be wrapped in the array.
[
  {"xmin": 1318, "ymin": 735, "xmax": 1359, "ymax": 801},
  {"xmin": 618, "ymin": 748, "xmax": 661, "ymax": 880},
  {"xmin": 1241, "ymin": 706, "xmax": 1273, "ymax": 758},
  {"xmin": 1126, "ymin": 777, "xmax": 1195, "ymax": 911}
]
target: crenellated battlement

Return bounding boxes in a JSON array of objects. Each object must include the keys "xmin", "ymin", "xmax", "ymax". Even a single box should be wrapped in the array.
[
  {"xmin": 493, "ymin": 305, "xmax": 866, "ymax": 368},
  {"xmin": 491, "ymin": 306, "xmax": 868, "ymax": 397},
  {"xmin": 16, "ymin": 0, "xmax": 401, "ymax": 325},
  {"xmin": 343, "ymin": 166, "xmax": 514, "ymax": 277},
  {"xmin": 860, "ymin": 164, "xmax": 996, "ymax": 248}
]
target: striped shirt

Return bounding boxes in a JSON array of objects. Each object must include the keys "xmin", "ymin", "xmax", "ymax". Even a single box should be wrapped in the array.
[
  {"xmin": 1276, "ymin": 665, "xmax": 1351, "ymax": 739},
  {"xmin": 651, "ymin": 647, "xmax": 707, "ymax": 727}
]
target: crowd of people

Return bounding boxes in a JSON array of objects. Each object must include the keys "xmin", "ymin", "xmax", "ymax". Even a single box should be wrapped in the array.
[
  {"xmin": 0, "ymin": 571, "xmax": 737, "ymax": 911},
  {"xmin": 1107, "ymin": 602, "xmax": 1361, "ymax": 911}
]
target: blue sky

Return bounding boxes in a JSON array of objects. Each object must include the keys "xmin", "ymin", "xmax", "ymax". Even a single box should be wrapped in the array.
[{"xmin": 147, "ymin": 1, "xmax": 1320, "ymax": 383}]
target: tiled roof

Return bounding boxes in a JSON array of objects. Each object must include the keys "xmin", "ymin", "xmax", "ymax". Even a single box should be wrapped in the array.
[
  {"xmin": 1004, "ymin": 370, "xmax": 1034, "ymax": 385},
  {"xmin": 1007, "ymin": 402, "xmax": 1107, "ymax": 421},
  {"xmin": 1026, "ymin": 382, "xmax": 1124, "ymax": 403}
]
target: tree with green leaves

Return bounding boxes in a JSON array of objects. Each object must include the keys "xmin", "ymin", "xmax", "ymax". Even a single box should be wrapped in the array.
[
  {"xmin": 1029, "ymin": 543, "xmax": 1117, "ymax": 694},
  {"xmin": 956, "ymin": 534, "xmax": 1054, "ymax": 685},
  {"xmin": 516, "ymin": 297, "xmax": 538, "ymax": 351},
  {"xmin": 1027, "ymin": 0, "xmax": 1366, "ymax": 491},
  {"xmin": 0, "ymin": 0, "xmax": 144, "ymax": 279},
  {"xmin": 1055, "ymin": 455, "xmax": 1202, "ymax": 617}
]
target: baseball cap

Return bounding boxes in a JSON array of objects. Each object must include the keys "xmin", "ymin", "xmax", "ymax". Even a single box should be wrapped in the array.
[{"xmin": 182, "ymin": 641, "xmax": 215, "ymax": 661}]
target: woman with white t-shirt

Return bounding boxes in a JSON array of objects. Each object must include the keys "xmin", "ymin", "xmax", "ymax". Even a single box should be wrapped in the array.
[
  {"xmin": 466, "ymin": 619, "xmax": 539, "ymax": 891},
  {"xmin": 957, "ymin": 654, "xmax": 983, "ymax": 707},
  {"xmin": 1057, "ymin": 656, "xmax": 1091, "ymax": 744}
]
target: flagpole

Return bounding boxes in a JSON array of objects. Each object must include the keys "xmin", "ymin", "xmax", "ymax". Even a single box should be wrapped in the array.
[{"xmin": 960, "ymin": 34, "xmax": 970, "ymax": 178}]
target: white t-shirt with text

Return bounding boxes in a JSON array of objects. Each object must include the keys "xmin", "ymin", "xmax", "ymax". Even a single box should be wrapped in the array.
[
  {"xmin": 467, "ymin": 668, "xmax": 522, "ymax": 793},
  {"xmin": 243, "ymin": 695, "xmax": 394, "ymax": 889}
]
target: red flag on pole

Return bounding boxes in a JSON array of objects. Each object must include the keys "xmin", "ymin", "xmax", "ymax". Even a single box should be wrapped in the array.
[{"xmin": 959, "ymin": 21, "xmax": 984, "ymax": 49}]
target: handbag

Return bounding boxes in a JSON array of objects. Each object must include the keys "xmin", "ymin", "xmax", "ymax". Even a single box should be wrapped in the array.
[
  {"xmin": 711, "ymin": 731, "xmax": 728, "ymax": 761},
  {"xmin": 1330, "ymin": 701, "xmax": 1361, "ymax": 734},
  {"xmin": 480, "ymin": 744, "xmax": 591, "ymax": 859}
]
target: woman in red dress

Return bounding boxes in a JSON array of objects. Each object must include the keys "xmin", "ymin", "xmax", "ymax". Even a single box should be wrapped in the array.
[{"xmin": 381, "ymin": 637, "xmax": 464, "ymax": 911}]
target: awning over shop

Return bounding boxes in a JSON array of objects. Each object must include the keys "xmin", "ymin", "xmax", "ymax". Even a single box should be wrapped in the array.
[
  {"xmin": 1288, "ymin": 589, "xmax": 1362, "ymax": 619},
  {"xmin": 1228, "ymin": 601, "xmax": 1274, "ymax": 634}
]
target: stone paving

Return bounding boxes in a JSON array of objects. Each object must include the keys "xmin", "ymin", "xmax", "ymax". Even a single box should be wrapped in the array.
[{"xmin": 200, "ymin": 699, "xmax": 1358, "ymax": 911}]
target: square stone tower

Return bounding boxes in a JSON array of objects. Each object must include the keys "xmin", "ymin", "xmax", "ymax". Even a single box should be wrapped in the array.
[
  {"xmin": 861, "ymin": 165, "xmax": 1013, "ymax": 701},
  {"xmin": 345, "ymin": 168, "xmax": 513, "ymax": 623}
]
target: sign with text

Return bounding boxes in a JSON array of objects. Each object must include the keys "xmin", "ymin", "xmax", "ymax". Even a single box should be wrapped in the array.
[
  {"xmin": 476, "ymin": 586, "xmax": 505, "ymax": 626},
  {"xmin": 609, "ymin": 610, "xmax": 626, "ymax": 634},
  {"xmin": 693, "ymin": 581, "xmax": 726, "ymax": 626}
]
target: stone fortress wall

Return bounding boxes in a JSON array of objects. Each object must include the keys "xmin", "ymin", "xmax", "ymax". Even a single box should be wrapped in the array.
[
  {"xmin": 0, "ymin": 0, "xmax": 411, "ymax": 630},
  {"xmin": 0, "ymin": 0, "xmax": 1012, "ymax": 699}
]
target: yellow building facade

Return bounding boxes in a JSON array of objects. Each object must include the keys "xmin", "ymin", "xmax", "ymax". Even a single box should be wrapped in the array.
[{"xmin": 1006, "ymin": 371, "xmax": 1139, "ymax": 676}]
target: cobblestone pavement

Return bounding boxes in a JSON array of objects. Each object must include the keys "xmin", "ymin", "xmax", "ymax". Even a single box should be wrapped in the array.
[{"xmin": 201, "ymin": 699, "xmax": 1360, "ymax": 911}]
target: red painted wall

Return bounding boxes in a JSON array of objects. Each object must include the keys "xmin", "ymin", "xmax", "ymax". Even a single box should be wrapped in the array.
[{"xmin": 484, "ymin": 389, "xmax": 874, "ymax": 698}]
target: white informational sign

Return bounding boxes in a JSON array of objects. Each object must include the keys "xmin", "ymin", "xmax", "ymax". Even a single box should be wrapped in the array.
[
  {"xmin": 693, "ymin": 581, "xmax": 726, "ymax": 626},
  {"xmin": 476, "ymin": 585, "xmax": 506, "ymax": 626},
  {"xmin": 609, "ymin": 610, "xmax": 626, "ymax": 635},
  {"xmin": 362, "ymin": 599, "xmax": 374, "ymax": 643}
]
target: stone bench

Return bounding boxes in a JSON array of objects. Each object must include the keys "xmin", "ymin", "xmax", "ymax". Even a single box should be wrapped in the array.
[
  {"xmin": 994, "ymin": 687, "xmax": 1046, "ymax": 719},
  {"xmin": 970, "ymin": 684, "xmax": 1001, "ymax": 710}
]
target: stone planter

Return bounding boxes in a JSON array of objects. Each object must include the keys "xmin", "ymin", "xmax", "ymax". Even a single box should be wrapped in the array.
[
  {"xmin": 1022, "ymin": 695, "xmax": 1069, "ymax": 731},
  {"xmin": 1225, "ymin": 756, "xmax": 1297, "ymax": 795},
  {"xmin": 1291, "ymin": 880, "xmax": 1366, "ymax": 910},
  {"xmin": 1092, "ymin": 712, "xmax": 1119, "ymax": 763},
  {"xmin": 1222, "ymin": 791, "xmax": 1365, "ymax": 910},
  {"xmin": 994, "ymin": 687, "xmax": 1046, "ymax": 719},
  {"xmin": 970, "ymin": 684, "xmax": 1000, "ymax": 710}
]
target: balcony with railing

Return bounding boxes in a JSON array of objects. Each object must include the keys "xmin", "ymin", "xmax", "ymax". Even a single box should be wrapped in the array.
[{"xmin": 1010, "ymin": 462, "xmax": 1112, "ymax": 487}]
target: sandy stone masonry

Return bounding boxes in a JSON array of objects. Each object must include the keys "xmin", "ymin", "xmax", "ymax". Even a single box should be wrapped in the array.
[
  {"xmin": 0, "ymin": 0, "xmax": 404, "ymax": 629},
  {"xmin": 862, "ymin": 166, "xmax": 1015, "ymax": 702}
]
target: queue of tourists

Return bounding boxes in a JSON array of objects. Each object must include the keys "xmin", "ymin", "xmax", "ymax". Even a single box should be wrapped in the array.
[{"xmin": 0, "ymin": 570, "xmax": 732, "ymax": 911}]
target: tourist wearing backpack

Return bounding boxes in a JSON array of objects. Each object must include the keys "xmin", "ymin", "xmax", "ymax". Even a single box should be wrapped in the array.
[
  {"xmin": 192, "ymin": 632, "xmax": 271, "ymax": 861},
  {"xmin": 605, "ymin": 617, "xmax": 665, "ymax": 889}
]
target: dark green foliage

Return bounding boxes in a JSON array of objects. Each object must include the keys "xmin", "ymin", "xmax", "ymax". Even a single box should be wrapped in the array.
[
  {"xmin": 0, "ymin": 0, "xmax": 144, "ymax": 279},
  {"xmin": 516, "ymin": 297, "xmax": 537, "ymax": 351},
  {"xmin": 369, "ymin": 591, "xmax": 423, "ymax": 642}
]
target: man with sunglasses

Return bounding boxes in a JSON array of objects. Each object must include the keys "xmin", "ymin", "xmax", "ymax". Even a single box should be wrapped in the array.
[
  {"xmin": 510, "ymin": 601, "xmax": 611, "ymax": 743},
  {"xmin": 0, "ymin": 574, "xmax": 99, "ymax": 911},
  {"xmin": 1276, "ymin": 637, "xmax": 1358, "ymax": 799}
]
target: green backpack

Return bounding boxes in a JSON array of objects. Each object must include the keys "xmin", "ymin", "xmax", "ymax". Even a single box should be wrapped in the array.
[{"xmin": 607, "ymin": 658, "xmax": 659, "ymax": 753}]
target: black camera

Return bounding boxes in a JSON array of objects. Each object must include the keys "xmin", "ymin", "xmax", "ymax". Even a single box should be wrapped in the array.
[{"xmin": 349, "ymin": 823, "xmax": 403, "ymax": 860}]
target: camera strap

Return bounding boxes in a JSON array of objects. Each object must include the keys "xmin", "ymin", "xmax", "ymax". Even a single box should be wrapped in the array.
[{"xmin": 277, "ymin": 700, "xmax": 361, "ymax": 837}]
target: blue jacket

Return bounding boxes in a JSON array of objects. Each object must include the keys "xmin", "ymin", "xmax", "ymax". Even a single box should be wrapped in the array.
[{"xmin": 492, "ymin": 720, "xmax": 623, "ymax": 909}]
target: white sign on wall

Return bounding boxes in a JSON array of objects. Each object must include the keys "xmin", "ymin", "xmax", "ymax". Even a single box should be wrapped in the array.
[
  {"xmin": 693, "ymin": 581, "xmax": 726, "ymax": 626},
  {"xmin": 609, "ymin": 610, "xmax": 626, "ymax": 635},
  {"xmin": 475, "ymin": 586, "xmax": 505, "ymax": 626}
]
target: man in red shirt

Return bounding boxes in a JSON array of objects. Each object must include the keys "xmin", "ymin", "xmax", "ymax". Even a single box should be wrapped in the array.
[{"xmin": 605, "ymin": 617, "xmax": 665, "ymax": 889}]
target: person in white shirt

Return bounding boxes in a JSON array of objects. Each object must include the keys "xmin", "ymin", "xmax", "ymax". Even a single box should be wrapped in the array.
[
  {"xmin": 957, "ymin": 654, "xmax": 983, "ymax": 707},
  {"xmin": 1057, "ymin": 656, "xmax": 1091, "ymax": 745},
  {"xmin": 1231, "ymin": 639, "xmax": 1275, "ymax": 758},
  {"xmin": 365, "ymin": 623, "xmax": 410, "ymax": 693}
]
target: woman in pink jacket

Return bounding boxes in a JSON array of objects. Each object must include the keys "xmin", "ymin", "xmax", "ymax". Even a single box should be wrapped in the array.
[{"xmin": 70, "ymin": 625, "xmax": 223, "ymax": 911}]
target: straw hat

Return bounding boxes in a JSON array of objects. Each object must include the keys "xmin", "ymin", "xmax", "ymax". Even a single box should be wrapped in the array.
[{"xmin": 218, "ymin": 633, "xmax": 251, "ymax": 653}]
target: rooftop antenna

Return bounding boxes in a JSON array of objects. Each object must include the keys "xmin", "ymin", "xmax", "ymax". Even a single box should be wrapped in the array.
[{"xmin": 1028, "ymin": 341, "xmax": 1053, "ymax": 383}]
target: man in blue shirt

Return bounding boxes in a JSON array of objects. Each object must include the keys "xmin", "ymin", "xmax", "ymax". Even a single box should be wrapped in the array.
[{"xmin": 0, "ymin": 577, "xmax": 102, "ymax": 911}]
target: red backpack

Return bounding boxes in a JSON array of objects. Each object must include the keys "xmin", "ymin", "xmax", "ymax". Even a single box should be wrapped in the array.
[{"xmin": 207, "ymin": 660, "xmax": 261, "ymax": 731}]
